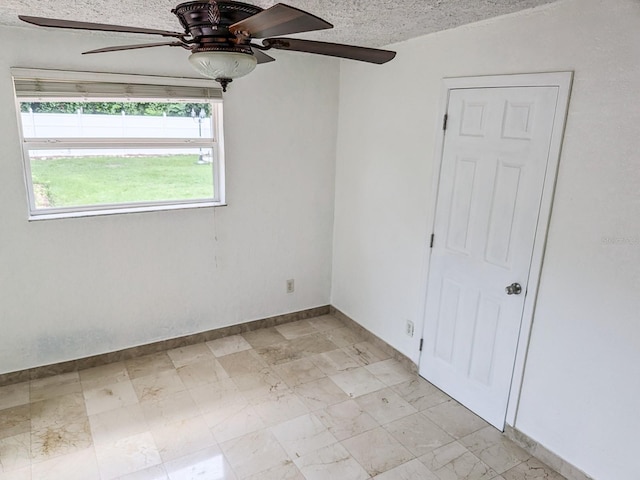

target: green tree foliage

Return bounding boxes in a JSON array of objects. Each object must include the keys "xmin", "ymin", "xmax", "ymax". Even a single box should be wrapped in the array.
[{"xmin": 20, "ymin": 101, "xmax": 211, "ymax": 117}]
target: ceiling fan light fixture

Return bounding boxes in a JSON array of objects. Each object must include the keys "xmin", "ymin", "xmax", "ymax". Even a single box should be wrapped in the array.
[
  {"xmin": 188, "ymin": 51, "xmax": 257, "ymax": 84},
  {"xmin": 19, "ymin": 2, "xmax": 397, "ymax": 93}
]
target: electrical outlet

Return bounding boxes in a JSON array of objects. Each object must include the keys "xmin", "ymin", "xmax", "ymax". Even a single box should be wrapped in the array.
[
  {"xmin": 286, "ymin": 279, "xmax": 295, "ymax": 293},
  {"xmin": 406, "ymin": 320, "xmax": 415, "ymax": 337}
]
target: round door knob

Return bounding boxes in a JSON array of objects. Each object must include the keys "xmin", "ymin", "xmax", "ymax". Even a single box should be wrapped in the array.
[{"xmin": 505, "ymin": 283, "xmax": 522, "ymax": 295}]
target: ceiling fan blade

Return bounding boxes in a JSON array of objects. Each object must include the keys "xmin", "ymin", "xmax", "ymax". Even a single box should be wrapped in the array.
[
  {"xmin": 251, "ymin": 48, "xmax": 276, "ymax": 64},
  {"xmin": 230, "ymin": 3, "xmax": 332, "ymax": 38},
  {"xmin": 19, "ymin": 15, "xmax": 185, "ymax": 38},
  {"xmin": 83, "ymin": 42, "xmax": 189, "ymax": 55},
  {"xmin": 263, "ymin": 38, "xmax": 396, "ymax": 64}
]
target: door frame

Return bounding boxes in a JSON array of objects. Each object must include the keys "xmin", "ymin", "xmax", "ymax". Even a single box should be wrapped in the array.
[{"xmin": 419, "ymin": 72, "xmax": 573, "ymax": 427}]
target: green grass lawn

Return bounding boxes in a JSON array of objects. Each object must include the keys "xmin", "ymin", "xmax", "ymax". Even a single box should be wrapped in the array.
[{"xmin": 31, "ymin": 154, "xmax": 214, "ymax": 208}]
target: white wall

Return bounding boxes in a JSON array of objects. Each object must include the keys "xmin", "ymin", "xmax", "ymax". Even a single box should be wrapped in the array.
[
  {"xmin": 0, "ymin": 26, "xmax": 339, "ymax": 373},
  {"xmin": 331, "ymin": 0, "xmax": 640, "ymax": 479}
]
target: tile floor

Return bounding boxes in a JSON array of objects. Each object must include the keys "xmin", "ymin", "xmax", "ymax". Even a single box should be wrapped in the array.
[{"xmin": 0, "ymin": 314, "xmax": 565, "ymax": 479}]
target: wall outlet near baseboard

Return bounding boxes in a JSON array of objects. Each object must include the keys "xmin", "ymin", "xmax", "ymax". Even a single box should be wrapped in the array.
[
  {"xmin": 406, "ymin": 320, "xmax": 414, "ymax": 337},
  {"xmin": 286, "ymin": 279, "xmax": 295, "ymax": 293}
]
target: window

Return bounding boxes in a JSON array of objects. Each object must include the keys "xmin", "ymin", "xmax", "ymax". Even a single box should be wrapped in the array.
[{"xmin": 12, "ymin": 68, "xmax": 225, "ymax": 219}]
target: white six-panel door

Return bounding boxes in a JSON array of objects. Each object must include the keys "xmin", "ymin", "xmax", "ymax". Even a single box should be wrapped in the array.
[{"xmin": 419, "ymin": 85, "xmax": 560, "ymax": 429}]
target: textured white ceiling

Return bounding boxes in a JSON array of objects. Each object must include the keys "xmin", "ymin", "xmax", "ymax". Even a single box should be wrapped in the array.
[{"xmin": 2, "ymin": 0, "xmax": 559, "ymax": 47}]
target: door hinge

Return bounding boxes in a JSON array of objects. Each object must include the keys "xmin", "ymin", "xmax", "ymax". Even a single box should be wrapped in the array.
[
  {"xmin": 419, "ymin": 338, "xmax": 424, "ymax": 351},
  {"xmin": 442, "ymin": 113, "xmax": 448, "ymax": 131},
  {"xmin": 430, "ymin": 234, "xmax": 435, "ymax": 248}
]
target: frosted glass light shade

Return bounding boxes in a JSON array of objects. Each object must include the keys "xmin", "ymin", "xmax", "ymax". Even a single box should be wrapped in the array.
[{"xmin": 188, "ymin": 51, "xmax": 257, "ymax": 80}]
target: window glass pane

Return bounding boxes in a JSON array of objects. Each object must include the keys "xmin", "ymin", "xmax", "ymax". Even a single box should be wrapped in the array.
[
  {"xmin": 28, "ymin": 148, "xmax": 214, "ymax": 209},
  {"xmin": 20, "ymin": 101, "xmax": 213, "ymax": 139}
]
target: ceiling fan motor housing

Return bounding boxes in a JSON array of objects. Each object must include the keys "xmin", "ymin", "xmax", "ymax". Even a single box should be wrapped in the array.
[
  {"xmin": 172, "ymin": 0, "xmax": 261, "ymax": 54},
  {"xmin": 173, "ymin": 1, "xmax": 262, "ymax": 87}
]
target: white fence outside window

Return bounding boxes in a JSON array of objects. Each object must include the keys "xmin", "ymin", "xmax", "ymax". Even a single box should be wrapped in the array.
[{"xmin": 21, "ymin": 111, "xmax": 213, "ymax": 157}]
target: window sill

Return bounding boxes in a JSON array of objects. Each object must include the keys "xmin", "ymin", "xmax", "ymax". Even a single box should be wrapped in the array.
[{"xmin": 28, "ymin": 201, "xmax": 227, "ymax": 221}]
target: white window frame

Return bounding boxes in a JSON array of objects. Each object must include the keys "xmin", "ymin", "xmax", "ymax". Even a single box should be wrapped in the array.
[{"xmin": 12, "ymin": 68, "xmax": 226, "ymax": 220}]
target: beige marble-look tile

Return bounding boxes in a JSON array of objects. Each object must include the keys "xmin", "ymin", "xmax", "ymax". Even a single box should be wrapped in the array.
[
  {"xmin": 460, "ymin": 426, "xmax": 531, "ymax": 474},
  {"xmin": 30, "ymin": 392, "xmax": 87, "ymax": 430},
  {"xmin": 176, "ymin": 357, "xmax": 229, "ymax": 389},
  {"xmin": 307, "ymin": 315, "xmax": 345, "ymax": 332},
  {"xmin": 287, "ymin": 333, "xmax": 340, "ymax": 357},
  {"xmin": 502, "ymin": 457, "xmax": 566, "ymax": 480},
  {"xmin": 424, "ymin": 400, "xmax": 489, "ymax": 439},
  {"xmin": 250, "ymin": 391, "xmax": 310, "ymax": 426},
  {"xmin": 189, "ymin": 378, "xmax": 245, "ymax": 414},
  {"xmin": 220, "ymin": 429, "xmax": 290, "ymax": 479},
  {"xmin": 270, "ymin": 413, "xmax": 337, "ymax": 459},
  {"xmin": 342, "ymin": 427, "xmax": 414, "ymax": 477},
  {"xmin": 125, "ymin": 353, "xmax": 175, "ymax": 380},
  {"xmin": 294, "ymin": 377, "xmax": 350, "ymax": 411},
  {"xmin": 256, "ymin": 333, "xmax": 339, "ymax": 366},
  {"xmin": 0, "ymin": 465, "xmax": 31, "ymax": 480},
  {"xmin": 309, "ymin": 349, "xmax": 361, "ymax": 376},
  {"xmin": 384, "ymin": 412, "xmax": 454, "ymax": 456},
  {"xmin": 420, "ymin": 441, "xmax": 471, "ymax": 472},
  {"xmin": 142, "ymin": 391, "xmax": 200, "ymax": 429},
  {"xmin": 558, "ymin": 460, "xmax": 589, "ymax": 480},
  {"xmin": 151, "ymin": 416, "xmax": 217, "ymax": 463},
  {"xmin": 4, "ymin": 316, "xmax": 568, "ymax": 480},
  {"xmin": 89, "ymin": 404, "xmax": 149, "ymax": 445},
  {"xmin": 131, "ymin": 370, "xmax": 186, "ymax": 403},
  {"xmin": 373, "ymin": 458, "xmax": 440, "ymax": 480},
  {"xmin": 31, "ymin": 417, "xmax": 93, "ymax": 462},
  {"xmin": 167, "ymin": 343, "xmax": 214, "ymax": 368},
  {"xmin": 165, "ymin": 446, "xmax": 237, "ymax": 480},
  {"xmin": 0, "ymin": 432, "xmax": 31, "ymax": 472},
  {"xmin": 30, "ymin": 446, "xmax": 99, "ymax": 480},
  {"xmin": 330, "ymin": 366, "xmax": 386, "ymax": 398},
  {"xmin": 241, "ymin": 327, "xmax": 287, "ymax": 349},
  {"xmin": 316, "ymin": 399, "xmax": 379, "ymax": 441},
  {"xmin": 293, "ymin": 443, "xmax": 369, "ymax": 480},
  {"xmin": 230, "ymin": 367, "xmax": 288, "ymax": 401},
  {"xmin": 83, "ymin": 380, "xmax": 138, "ymax": 416},
  {"xmin": 79, "ymin": 362, "xmax": 130, "ymax": 390},
  {"xmin": 30, "ymin": 372, "xmax": 82, "ymax": 402},
  {"xmin": 244, "ymin": 460, "xmax": 304, "ymax": 480},
  {"xmin": 94, "ymin": 431, "xmax": 162, "ymax": 480},
  {"xmin": 432, "ymin": 450, "xmax": 497, "ymax": 480},
  {"xmin": 217, "ymin": 350, "xmax": 267, "ymax": 377},
  {"xmin": 209, "ymin": 403, "xmax": 265, "ymax": 443},
  {"xmin": 530, "ymin": 443, "xmax": 566, "ymax": 479},
  {"xmin": 255, "ymin": 341, "xmax": 306, "ymax": 365},
  {"xmin": 355, "ymin": 387, "xmax": 417, "ymax": 424},
  {"xmin": 0, "ymin": 382, "xmax": 29, "ymax": 410},
  {"xmin": 273, "ymin": 357, "xmax": 326, "ymax": 388},
  {"xmin": 118, "ymin": 464, "xmax": 169, "ymax": 480},
  {"xmin": 365, "ymin": 358, "xmax": 415, "ymax": 386},
  {"xmin": 0, "ymin": 405, "xmax": 30, "ymax": 440},
  {"xmin": 275, "ymin": 320, "xmax": 317, "ymax": 339},
  {"xmin": 392, "ymin": 378, "xmax": 451, "ymax": 411},
  {"xmin": 206, "ymin": 335, "xmax": 252, "ymax": 357},
  {"xmin": 323, "ymin": 327, "xmax": 366, "ymax": 347},
  {"xmin": 344, "ymin": 341, "xmax": 391, "ymax": 366},
  {"xmin": 200, "ymin": 399, "xmax": 250, "ymax": 432}
]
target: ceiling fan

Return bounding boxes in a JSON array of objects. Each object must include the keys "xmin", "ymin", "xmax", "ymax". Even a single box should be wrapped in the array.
[{"xmin": 19, "ymin": 1, "xmax": 396, "ymax": 91}]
